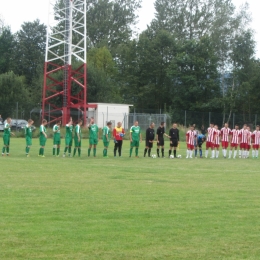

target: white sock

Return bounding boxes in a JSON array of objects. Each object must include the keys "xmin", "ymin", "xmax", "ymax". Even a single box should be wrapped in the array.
[
  {"xmin": 205, "ymin": 150, "xmax": 208, "ymax": 158},
  {"xmin": 190, "ymin": 150, "xmax": 193, "ymax": 158},
  {"xmin": 186, "ymin": 150, "xmax": 189, "ymax": 157},
  {"xmin": 252, "ymin": 150, "xmax": 255, "ymax": 157},
  {"xmin": 216, "ymin": 151, "xmax": 219, "ymax": 158},
  {"xmin": 229, "ymin": 150, "xmax": 232, "ymax": 158},
  {"xmin": 239, "ymin": 150, "xmax": 241, "ymax": 156},
  {"xmin": 256, "ymin": 150, "xmax": 259, "ymax": 157},
  {"xmin": 234, "ymin": 150, "xmax": 237, "ymax": 158},
  {"xmin": 212, "ymin": 150, "xmax": 215, "ymax": 158}
]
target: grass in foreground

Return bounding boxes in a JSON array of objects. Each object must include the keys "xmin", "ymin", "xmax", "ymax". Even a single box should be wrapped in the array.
[{"xmin": 1, "ymin": 138, "xmax": 260, "ymax": 259}]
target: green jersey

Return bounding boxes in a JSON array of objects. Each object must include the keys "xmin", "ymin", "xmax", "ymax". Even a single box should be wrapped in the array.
[
  {"xmin": 4, "ymin": 123, "xmax": 11, "ymax": 136},
  {"xmin": 53, "ymin": 124, "xmax": 60, "ymax": 141},
  {"xmin": 89, "ymin": 124, "xmax": 98, "ymax": 139},
  {"xmin": 40, "ymin": 125, "xmax": 47, "ymax": 139},
  {"xmin": 65, "ymin": 124, "xmax": 73, "ymax": 139},
  {"xmin": 102, "ymin": 126, "xmax": 111, "ymax": 142},
  {"xmin": 25, "ymin": 124, "xmax": 32, "ymax": 139},
  {"xmin": 74, "ymin": 124, "xmax": 81, "ymax": 138},
  {"xmin": 130, "ymin": 125, "xmax": 141, "ymax": 141}
]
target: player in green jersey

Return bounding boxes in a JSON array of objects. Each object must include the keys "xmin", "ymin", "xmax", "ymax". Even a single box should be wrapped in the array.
[
  {"xmin": 63, "ymin": 118, "xmax": 73, "ymax": 157},
  {"xmin": 2, "ymin": 117, "xmax": 15, "ymax": 156},
  {"xmin": 39, "ymin": 119, "xmax": 48, "ymax": 157},
  {"xmin": 102, "ymin": 121, "xmax": 112, "ymax": 157},
  {"xmin": 73, "ymin": 119, "xmax": 82, "ymax": 157},
  {"xmin": 25, "ymin": 119, "xmax": 34, "ymax": 157},
  {"xmin": 53, "ymin": 120, "xmax": 61, "ymax": 156},
  {"xmin": 129, "ymin": 121, "xmax": 142, "ymax": 158},
  {"xmin": 88, "ymin": 117, "xmax": 99, "ymax": 157}
]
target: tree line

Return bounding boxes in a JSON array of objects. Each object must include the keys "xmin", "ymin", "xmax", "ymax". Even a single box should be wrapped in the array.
[{"xmin": 0, "ymin": 0, "xmax": 260, "ymax": 124}]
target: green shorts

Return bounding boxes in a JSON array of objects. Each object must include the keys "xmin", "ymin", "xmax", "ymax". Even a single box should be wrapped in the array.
[
  {"xmin": 39, "ymin": 137, "xmax": 47, "ymax": 146},
  {"xmin": 65, "ymin": 138, "xmax": 72, "ymax": 146},
  {"xmin": 53, "ymin": 139, "xmax": 60, "ymax": 145},
  {"xmin": 103, "ymin": 141, "xmax": 109, "ymax": 147},
  {"xmin": 26, "ymin": 137, "xmax": 32, "ymax": 146},
  {"xmin": 3, "ymin": 135, "xmax": 10, "ymax": 146},
  {"xmin": 89, "ymin": 138, "xmax": 98, "ymax": 145},
  {"xmin": 74, "ymin": 138, "xmax": 81, "ymax": 147},
  {"xmin": 131, "ymin": 140, "xmax": 139, "ymax": 147}
]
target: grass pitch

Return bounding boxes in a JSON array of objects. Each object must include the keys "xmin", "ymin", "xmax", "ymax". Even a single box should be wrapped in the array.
[{"xmin": 1, "ymin": 138, "xmax": 260, "ymax": 259}]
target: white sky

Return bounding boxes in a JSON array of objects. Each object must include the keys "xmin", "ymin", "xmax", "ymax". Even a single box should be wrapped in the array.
[{"xmin": 0, "ymin": 0, "xmax": 259, "ymax": 57}]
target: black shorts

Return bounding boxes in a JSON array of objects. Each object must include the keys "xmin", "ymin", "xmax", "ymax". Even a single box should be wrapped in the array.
[
  {"xmin": 146, "ymin": 140, "xmax": 153, "ymax": 148},
  {"xmin": 157, "ymin": 138, "xmax": 164, "ymax": 146},
  {"xmin": 170, "ymin": 140, "xmax": 178, "ymax": 147}
]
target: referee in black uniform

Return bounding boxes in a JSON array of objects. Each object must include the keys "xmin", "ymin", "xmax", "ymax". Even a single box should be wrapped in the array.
[
  {"xmin": 169, "ymin": 123, "xmax": 179, "ymax": 158},
  {"xmin": 156, "ymin": 122, "xmax": 169, "ymax": 157},
  {"xmin": 144, "ymin": 122, "xmax": 155, "ymax": 157}
]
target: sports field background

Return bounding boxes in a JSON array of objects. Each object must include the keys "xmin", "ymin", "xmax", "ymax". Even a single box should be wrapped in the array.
[{"xmin": 1, "ymin": 138, "xmax": 260, "ymax": 259}]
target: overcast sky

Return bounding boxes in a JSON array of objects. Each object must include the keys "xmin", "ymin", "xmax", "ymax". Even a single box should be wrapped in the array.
[{"xmin": 1, "ymin": 0, "xmax": 259, "ymax": 57}]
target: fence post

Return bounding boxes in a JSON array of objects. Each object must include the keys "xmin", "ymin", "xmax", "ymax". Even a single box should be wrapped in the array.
[
  {"xmin": 16, "ymin": 102, "xmax": 18, "ymax": 131},
  {"xmin": 185, "ymin": 110, "xmax": 186, "ymax": 127}
]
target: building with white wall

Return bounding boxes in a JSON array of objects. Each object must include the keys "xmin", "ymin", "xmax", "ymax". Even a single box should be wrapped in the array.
[{"xmin": 88, "ymin": 103, "xmax": 133, "ymax": 129}]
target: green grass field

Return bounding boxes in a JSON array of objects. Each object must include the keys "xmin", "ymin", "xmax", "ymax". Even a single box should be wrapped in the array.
[{"xmin": 1, "ymin": 138, "xmax": 260, "ymax": 259}]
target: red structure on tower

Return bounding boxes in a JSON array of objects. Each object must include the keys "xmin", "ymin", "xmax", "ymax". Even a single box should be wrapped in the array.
[{"xmin": 42, "ymin": 0, "xmax": 95, "ymax": 125}]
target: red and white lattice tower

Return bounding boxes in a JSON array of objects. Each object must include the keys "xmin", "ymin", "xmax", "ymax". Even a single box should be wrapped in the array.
[{"xmin": 42, "ymin": 0, "xmax": 95, "ymax": 125}]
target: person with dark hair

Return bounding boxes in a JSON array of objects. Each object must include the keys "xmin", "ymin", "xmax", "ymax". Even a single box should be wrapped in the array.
[
  {"xmin": 144, "ymin": 122, "xmax": 155, "ymax": 157},
  {"xmin": 103, "ymin": 121, "xmax": 112, "ymax": 157},
  {"xmin": 201, "ymin": 125, "xmax": 206, "ymax": 135},
  {"xmin": 196, "ymin": 134, "xmax": 206, "ymax": 158},
  {"xmin": 2, "ymin": 117, "xmax": 15, "ymax": 156},
  {"xmin": 113, "ymin": 122, "xmax": 125, "ymax": 157},
  {"xmin": 63, "ymin": 117, "xmax": 73, "ymax": 157},
  {"xmin": 39, "ymin": 119, "xmax": 48, "ymax": 157},
  {"xmin": 156, "ymin": 122, "xmax": 168, "ymax": 158},
  {"xmin": 168, "ymin": 123, "xmax": 179, "ymax": 158},
  {"xmin": 229, "ymin": 124, "xmax": 240, "ymax": 159},
  {"xmin": 53, "ymin": 120, "xmax": 61, "ymax": 157},
  {"xmin": 0, "ymin": 114, "xmax": 3, "ymax": 123},
  {"xmin": 73, "ymin": 119, "xmax": 82, "ymax": 157},
  {"xmin": 205, "ymin": 123, "xmax": 216, "ymax": 158},
  {"xmin": 129, "ymin": 121, "xmax": 142, "ymax": 158}
]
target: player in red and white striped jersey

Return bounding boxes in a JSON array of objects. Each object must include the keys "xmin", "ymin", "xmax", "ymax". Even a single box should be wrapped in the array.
[
  {"xmin": 229, "ymin": 124, "xmax": 240, "ymax": 159},
  {"xmin": 252, "ymin": 125, "xmax": 260, "ymax": 158},
  {"xmin": 186, "ymin": 125, "xmax": 197, "ymax": 159},
  {"xmin": 220, "ymin": 123, "xmax": 231, "ymax": 158},
  {"xmin": 246, "ymin": 126, "xmax": 252, "ymax": 158},
  {"xmin": 214, "ymin": 125, "xmax": 221, "ymax": 158},
  {"xmin": 239, "ymin": 124, "xmax": 250, "ymax": 158},
  {"xmin": 205, "ymin": 123, "xmax": 216, "ymax": 158}
]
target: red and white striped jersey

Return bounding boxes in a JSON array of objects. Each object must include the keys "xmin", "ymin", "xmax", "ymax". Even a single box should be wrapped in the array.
[
  {"xmin": 231, "ymin": 129, "xmax": 240, "ymax": 144},
  {"xmin": 248, "ymin": 132, "xmax": 252, "ymax": 145},
  {"xmin": 214, "ymin": 130, "xmax": 221, "ymax": 145},
  {"xmin": 239, "ymin": 129, "xmax": 250, "ymax": 144},
  {"xmin": 220, "ymin": 127, "xmax": 231, "ymax": 142},
  {"xmin": 206, "ymin": 127, "xmax": 216, "ymax": 142},
  {"xmin": 186, "ymin": 130, "xmax": 197, "ymax": 145},
  {"xmin": 252, "ymin": 130, "xmax": 260, "ymax": 145}
]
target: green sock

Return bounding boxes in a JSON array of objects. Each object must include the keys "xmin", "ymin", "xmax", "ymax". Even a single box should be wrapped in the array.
[
  {"xmin": 42, "ymin": 148, "xmax": 44, "ymax": 155},
  {"xmin": 78, "ymin": 148, "xmax": 81, "ymax": 156},
  {"xmin": 64, "ymin": 147, "xmax": 68, "ymax": 153},
  {"xmin": 105, "ymin": 149, "xmax": 108, "ymax": 156},
  {"xmin": 73, "ymin": 148, "xmax": 76, "ymax": 156},
  {"xmin": 27, "ymin": 147, "xmax": 30, "ymax": 154},
  {"xmin": 2, "ymin": 147, "xmax": 5, "ymax": 153},
  {"xmin": 6, "ymin": 147, "xmax": 9, "ymax": 154},
  {"xmin": 57, "ymin": 148, "xmax": 60, "ymax": 155},
  {"xmin": 26, "ymin": 147, "xmax": 29, "ymax": 154},
  {"xmin": 39, "ymin": 148, "xmax": 42, "ymax": 155},
  {"xmin": 135, "ymin": 148, "xmax": 138, "ymax": 156},
  {"xmin": 130, "ymin": 148, "xmax": 133, "ymax": 157},
  {"xmin": 53, "ymin": 148, "xmax": 55, "ymax": 155},
  {"xmin": 103, "ymin": 149, "xmax": 105, "ymax": 156},
  {"xmin": 88, "ymin": 148, "xmax": 91, "ymax": 156},
  {"xmin": 68, "ymin": 147, "xmax": 71, "ymax": 154},
  {"xmin": 94, "ymin": 148, "xmax": 96, "ymax": 157}
]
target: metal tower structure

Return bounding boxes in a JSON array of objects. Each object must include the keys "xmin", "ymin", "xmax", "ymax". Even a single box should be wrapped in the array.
[{"xmin": 42, "ymin": 0, "xmax": 94, "ymax": 125}]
